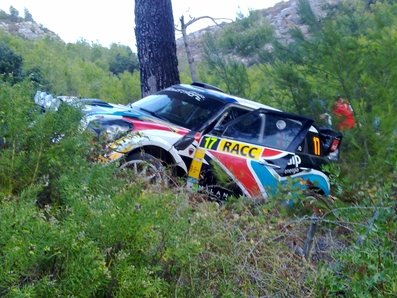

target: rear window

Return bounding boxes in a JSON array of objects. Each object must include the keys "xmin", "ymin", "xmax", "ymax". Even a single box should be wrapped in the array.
[{"xmin": 131, "ymin": 87, "xmax": 226, "ymax": 130}]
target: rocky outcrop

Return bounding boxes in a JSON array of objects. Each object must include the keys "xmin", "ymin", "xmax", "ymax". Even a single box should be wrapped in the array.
[
  {"xmin": 177, "ymin": 0, "xmax": 341, "ymax": 64},
  {"xmin": 0, "ymin": 13, "xmax": 60, "ymax": 41},
  {"xmin": 263, "ymin": 0, "xmax": 341, "ymax": 42}
]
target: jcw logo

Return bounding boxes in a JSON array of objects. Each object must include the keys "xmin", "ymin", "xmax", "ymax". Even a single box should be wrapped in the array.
[{"xmin": 287, "ymin": 155, "xmax": 301, "ymax": 167}]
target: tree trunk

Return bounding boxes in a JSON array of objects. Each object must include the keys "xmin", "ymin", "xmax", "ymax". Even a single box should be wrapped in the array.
[
  {"xmin": 134, "ymin": 0, "xmax": 180, "ymax": 97},
  {"xmin": 180, "ymin": 16, "xmax": 197, "ymax": 82}
]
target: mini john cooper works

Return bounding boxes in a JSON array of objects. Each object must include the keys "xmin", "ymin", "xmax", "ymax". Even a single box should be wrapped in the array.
[{"xmin": 34, "ymin": 82, "xmax": 342, "ymax": 200}]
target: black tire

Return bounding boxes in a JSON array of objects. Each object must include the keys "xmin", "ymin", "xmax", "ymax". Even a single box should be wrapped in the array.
[{"xmin": 119, "ymin": 152, "xmax": 166, "ymax": 185}]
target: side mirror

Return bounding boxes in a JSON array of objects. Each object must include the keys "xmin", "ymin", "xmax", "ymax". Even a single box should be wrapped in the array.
[
  {"xmin": 212, "ymin": 125, "xmax": 225, "ymax": 136},
  {"xmin": 174, "ymin": 131, "xmax": 197, "ymax": 151}
]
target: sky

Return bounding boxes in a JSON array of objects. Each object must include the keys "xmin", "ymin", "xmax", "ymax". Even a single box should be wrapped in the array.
[{"xmin": 0, "ymin": 0, "xmax": 282, "ymax": 50}]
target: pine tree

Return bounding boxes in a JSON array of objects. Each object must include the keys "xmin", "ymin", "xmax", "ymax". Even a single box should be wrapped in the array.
[
  {"xmin": 9, "ymin": 6, "xmax": 19, "ymax": 21},
  {"xmin": 24, "ymin": 8, "xmax": 34, "ymax": 22},
  {"xmin": 134, "ymin": 0, "xmax": 180, "ymax": 97}
]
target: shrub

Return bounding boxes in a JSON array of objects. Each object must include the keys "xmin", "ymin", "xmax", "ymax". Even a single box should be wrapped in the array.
[{"xmin": 0, "ymin": 41, "xmax": 23, "ymax": 83}]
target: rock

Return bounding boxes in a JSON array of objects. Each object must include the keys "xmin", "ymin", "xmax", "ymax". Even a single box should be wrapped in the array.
[
  {"xmin": 177, "ymin": 0, "xmax": 342, "ymax": 65},
  {"xmin": 0, "ymin": 14, "xmax": 60, "ymax": 41}
]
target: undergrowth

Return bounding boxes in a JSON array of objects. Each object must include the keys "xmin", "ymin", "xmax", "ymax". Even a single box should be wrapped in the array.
[{"xmin": 1, "ymin": 81, "xmax": 396, "ymax": 297}]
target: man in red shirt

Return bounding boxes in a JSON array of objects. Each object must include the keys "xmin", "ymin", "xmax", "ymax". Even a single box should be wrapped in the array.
[{"xmin": 332, "ymin": 97, "xmax": 356, "ymax": 131}]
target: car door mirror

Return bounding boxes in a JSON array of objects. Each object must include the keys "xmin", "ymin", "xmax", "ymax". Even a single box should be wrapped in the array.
[
  {"xmin": 174, "ymin": 130, "xmax": 197, "ymax": 151},
  {"xmin": 211, "ymin": 125, "xmax": 225, "ymax": 136}
]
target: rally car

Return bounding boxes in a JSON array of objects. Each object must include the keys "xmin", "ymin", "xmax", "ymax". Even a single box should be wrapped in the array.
[{"xmin": 34, "ymin": 82, "xmax": 342, "ymax": 200}]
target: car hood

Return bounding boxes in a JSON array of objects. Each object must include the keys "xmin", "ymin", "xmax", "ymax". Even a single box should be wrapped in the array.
[{"xmin": 82, "ymin": 102, "xmax": 191, "ymax": 135}]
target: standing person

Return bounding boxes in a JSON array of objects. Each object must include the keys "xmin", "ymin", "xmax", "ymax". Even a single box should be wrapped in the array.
[{"xmin": 332, "ymin": 96, "xmax": 356, "ymax": 131}]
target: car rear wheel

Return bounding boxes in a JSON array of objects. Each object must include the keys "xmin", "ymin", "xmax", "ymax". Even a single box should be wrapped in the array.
[{"xmin": 119, "ymin": 152, "xmax": 166, "ymax": 185}]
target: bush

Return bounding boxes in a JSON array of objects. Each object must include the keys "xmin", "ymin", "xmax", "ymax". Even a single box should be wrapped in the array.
[
  {"xmin": 314, "ymin": 190, "xmax": 397, "ymax": 297},
  {"xmin": 0, "ymin": 89, "xmax": 318, "ymax": 295},
  {"xmin": 0, "ymin": 41, "xmax": 23, "ymax": 83}
]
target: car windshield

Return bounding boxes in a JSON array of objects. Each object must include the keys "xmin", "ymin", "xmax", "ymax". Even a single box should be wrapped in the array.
[{"xmin": 131, "ymin": 87, "xmax": 226, "ymax": 130}]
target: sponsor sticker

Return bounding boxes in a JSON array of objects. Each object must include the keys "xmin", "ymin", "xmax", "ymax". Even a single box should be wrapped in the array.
[
  {"xmin": 188, "ymin": 148, "xmax": 206, "ymax": 179},
  {"xmin": 284, "ymin": 155, "xmax": 302, "ymax": 174},
  {"xmin": 188, "ymin": 160, "xmax": 202, "ymax": 179},
  {"xmin": 276, "ymin": 120, "xmax": 286, "ymax": 130},
  {"xmin": 168, "ymin": 87, "xmax": 205, "ymax": 101},
  {"xmin": 218, "ymin": 139, "xmax": 261, "ymax": 159},
  {"xmin": 287, "ymin": 155, "xmax": 301, "ymax": 167}
]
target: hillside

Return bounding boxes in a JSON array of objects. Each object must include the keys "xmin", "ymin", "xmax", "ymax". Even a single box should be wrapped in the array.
[
  {"xmin": 0, "ymin": 8, "xmax": 140, "ymax": 103},
  {"xmin": 0, "ymin": 9, "xmax": 60, "ymax": 41},
  {"xmin": 1, "ymin": 1, "xmax": 340, "ymax": 57},
  {"xmin": 176, "ymin": 0, "xmax": 342, "ymax": 64}
]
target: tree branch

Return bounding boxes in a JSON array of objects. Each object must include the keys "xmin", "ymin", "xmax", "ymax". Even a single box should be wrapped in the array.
[{"xmin": 175, "ymin": 15, "xmax": 233, "ymax": 32}]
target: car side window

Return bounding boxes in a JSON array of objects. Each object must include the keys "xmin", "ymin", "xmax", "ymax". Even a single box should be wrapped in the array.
[
  {"xmin": 261, "ymin": 115, "xmax": 303, "ymax": 150},
  {"xmin": 218, "ymin": 107, "xmax": 251, "ymax": 126},
  {"xmin": 222, "ymin": 112, "xmax": 264, "ymax": 144},
  {"xmin": 222, "ymin": 111, "xmax": 304, "ymax": 151}
]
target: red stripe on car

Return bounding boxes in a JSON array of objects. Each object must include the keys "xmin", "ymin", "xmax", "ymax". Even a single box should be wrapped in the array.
[
  {"xmin": 127, "ymin": 119, "xmax": 189, "ymax": 135},
  {"xmin": 210, "ymin": 151, "xmax": 261, "ymax": 197},
  {"xmin": 262, "ymin": 148, "xmax": 288, "ymax": 159}
]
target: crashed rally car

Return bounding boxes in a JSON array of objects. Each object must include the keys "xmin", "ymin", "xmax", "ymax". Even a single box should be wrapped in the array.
[{"xmin": 35, "ymin": 82, "xmax": 342, "ymax": 200}]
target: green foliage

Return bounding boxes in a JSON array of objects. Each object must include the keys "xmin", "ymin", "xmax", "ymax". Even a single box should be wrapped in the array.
[
  {"xmin": 265, "ymin": 0, "xmax": 397, "ymax": 193},
  {"xmin": 314, "ymin": 185, "xmax": 397, "ymax": 296},
  {"xmin": 108, "ymin": 43, "xmax": 138, "ymax": 76},
  {"xmin": 202, "ymin": 33, "xmax": 251, "ymax": 97},
  {"xmin": 8, "ymin": 6, "xmax": 20, "ymax": 21},
  {"xmin": 1, "ymin": 1, "xmax": 397, "ymax": 296},
  {"xmin": 24, "ymin": 8, "xmax": 34, "ymax": 22},
  {"xmin": 297, "ymin": 0, "xmax": 321, "ymax": 33},
  {"xmin": 24, "ymin": 66, "xmax": 50, "ymax": 90},
  {"xmin": 219, "ymin": 10, "xmax": 274, "ymax": 58},
  {"xmin": 0, "ymin": 41, "xmax": 23, "ymax": 83},
  {"xmin": 0, "ymin": 93, "xmax": 311, "ymax": 295},
  {"xmin": 197, "ymin": 3, "xmax": 397, "ymax": 296},
  {"xmin": 317, "ymin": 237, "xmax": 397, "ymax": 297},
  {"xmin": 0, "ymin": 81, "xmax": 89, "ymax": 197},
  {"xmin": 0, "ymin": 80, "xmax": 311, "ymax": 297},
  {"xmin": 169, "ymin": 198, "xmax": 315, "ymax": 297},
  {"xmin": 200, "ymin": 11, "xmax": 276, "ymax": 99},
  {"xmin": 0, "ymin": 31, "xmax": 140, "ymax": 103},
  {"xmin": 0, "ymin": 10, "xmax": 8, "ymax": 21}
]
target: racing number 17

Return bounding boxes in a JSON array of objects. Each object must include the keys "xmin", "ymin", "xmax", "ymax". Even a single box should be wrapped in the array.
[{"xmin": 203, "ymin": 137, "xmax": 217, "ymax": 150}]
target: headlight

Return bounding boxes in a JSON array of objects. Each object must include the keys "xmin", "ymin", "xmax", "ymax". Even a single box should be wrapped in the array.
[
  {"xmin": 34, "ymin": 91, "xmax": 61, "ymax": 111},
  {"xmin": 87, "ymin": 118, "xmax": 133, "ymax": 142},
  {"xmin": 102, "ymin": 124, "xmax": 131, "ymax": 141}
]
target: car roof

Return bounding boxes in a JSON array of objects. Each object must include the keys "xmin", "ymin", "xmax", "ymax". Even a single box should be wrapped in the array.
[
  {"xmin": 176, "ymin": 84, "xmax": 318, "ymax": 133},
  {"xmin": 177, "ymin": 84, "xmax": 279, "ymax": 112}
]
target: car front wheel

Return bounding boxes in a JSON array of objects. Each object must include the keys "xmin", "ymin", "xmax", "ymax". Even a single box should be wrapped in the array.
[{"xmin": 119, "ymin": 152, "xmax": 166, "ymax": 185}]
